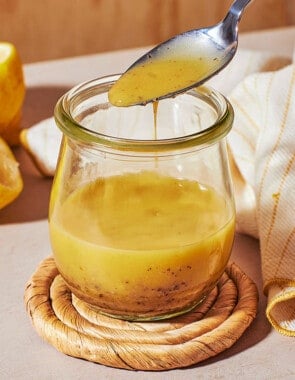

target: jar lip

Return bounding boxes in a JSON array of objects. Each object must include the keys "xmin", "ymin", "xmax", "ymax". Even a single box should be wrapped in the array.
[{"xmin": 54, "ymin": 74, "xmax": 234, "ymax": 152}]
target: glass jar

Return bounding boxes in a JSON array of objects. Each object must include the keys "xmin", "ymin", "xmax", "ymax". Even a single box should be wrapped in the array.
[{"xmin": 49, "ymin": 74, "xmax": 235, "ymax": 321}]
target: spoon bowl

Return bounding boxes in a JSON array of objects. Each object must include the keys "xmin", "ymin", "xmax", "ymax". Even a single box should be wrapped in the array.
[{"xmin": 109, "ymin": 0, "xmax": 252, "ymax": 107}]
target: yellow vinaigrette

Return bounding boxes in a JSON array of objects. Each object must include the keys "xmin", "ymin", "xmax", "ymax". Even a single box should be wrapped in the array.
[
  {"xmin": 50, "ymin": 171, "xmax": 235, "ymax": 316},
  {"xmin": 109, "ymin": 56, "xmax": 219, "ymax": 107}
]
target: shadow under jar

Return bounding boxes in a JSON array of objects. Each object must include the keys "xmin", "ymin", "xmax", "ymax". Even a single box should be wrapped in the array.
[{"xmin": 49, "ymin": 74, "xmax": 235, "ymax": 321}]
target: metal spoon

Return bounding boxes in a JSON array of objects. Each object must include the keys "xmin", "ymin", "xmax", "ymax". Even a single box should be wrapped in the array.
[{"xmin": 109, "ymin": 0, "xmax": 252, "ymax": 107}]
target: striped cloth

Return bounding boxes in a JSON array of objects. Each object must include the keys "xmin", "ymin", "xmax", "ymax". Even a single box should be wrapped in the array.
[{"xmin": 211, "ymin": 49, "xmax": 295, "ymax": 336}]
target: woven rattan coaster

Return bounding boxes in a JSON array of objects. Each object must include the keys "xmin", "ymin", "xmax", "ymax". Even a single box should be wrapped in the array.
[{"xmin": 25, "ymin": 257, "xmax": 258, "ymax": 371}]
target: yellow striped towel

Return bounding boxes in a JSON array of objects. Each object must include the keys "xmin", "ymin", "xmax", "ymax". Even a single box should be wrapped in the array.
[{"xmin": 213, "ymin": 51, "xmax": 295, "ymax": 336}]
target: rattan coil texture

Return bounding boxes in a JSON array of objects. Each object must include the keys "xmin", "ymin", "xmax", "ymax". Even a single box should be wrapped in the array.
[{"xmin": 25, "ymin": 257, "xmax": 258, "ymax": 371}]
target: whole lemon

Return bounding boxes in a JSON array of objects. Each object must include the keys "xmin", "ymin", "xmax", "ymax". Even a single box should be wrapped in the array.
[{"xmin": 0, "ymin": 42, "xmax": 25, "ymax": 145}]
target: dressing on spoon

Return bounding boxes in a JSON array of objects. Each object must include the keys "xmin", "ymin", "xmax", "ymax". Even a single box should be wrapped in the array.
[
  {"xmin": 109, "ymin": 38, "xmax": 222, "ymax": 107},
  {"xmin": 108, "ymin": 0, "xmax": 251, "ymax": 107}
]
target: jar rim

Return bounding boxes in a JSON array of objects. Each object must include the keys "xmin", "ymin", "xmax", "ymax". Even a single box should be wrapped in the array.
[{"xmin": 54, "ymin": 74, "xmax": 234, "ymax": 152}]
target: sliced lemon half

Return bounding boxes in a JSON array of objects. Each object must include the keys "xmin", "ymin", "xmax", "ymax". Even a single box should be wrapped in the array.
[
  {"xmin": 0, "ymin": 42, "xmax": 25, "ymax": 145},
  {"xmin": 0, "ymin": 136, "xmax": 23, "ymax": 209}
]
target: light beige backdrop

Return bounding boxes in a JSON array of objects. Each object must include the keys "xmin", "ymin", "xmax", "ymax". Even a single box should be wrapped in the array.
[{"xmin": 0, "ymin": 0, "xmax": 294, "ymax": 63}]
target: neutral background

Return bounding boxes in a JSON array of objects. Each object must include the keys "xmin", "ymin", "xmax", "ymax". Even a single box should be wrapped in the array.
[{"xmin": 0, "ymin": 0, "xmax": 294, "ymax": 63}]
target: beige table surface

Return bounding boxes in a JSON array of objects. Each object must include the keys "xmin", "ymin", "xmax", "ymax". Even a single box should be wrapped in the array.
[{"xmin": 1, "ymin": 27, "xmax": 295, "ymax": 380}]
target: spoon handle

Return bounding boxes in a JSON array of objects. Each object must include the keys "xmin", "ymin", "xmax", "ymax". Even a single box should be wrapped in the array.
[{"xmin": 229, "ymin": 0, "xmax": 252, "ymax": 21}]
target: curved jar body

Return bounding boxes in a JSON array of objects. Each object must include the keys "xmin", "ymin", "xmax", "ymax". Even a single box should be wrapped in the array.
[{"xmin": 49, "ymin": 75, "xmax": 235, "ymax": 321}]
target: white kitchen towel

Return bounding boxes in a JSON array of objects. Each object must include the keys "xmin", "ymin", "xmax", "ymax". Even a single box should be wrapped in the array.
[{"xmin": 226, "ymin": 61, "xmax": 295, "ymax": 336}]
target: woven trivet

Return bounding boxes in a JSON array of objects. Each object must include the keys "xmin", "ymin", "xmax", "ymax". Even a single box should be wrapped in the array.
[{"xmin": 25, "ymin": 257, "xmax": 258, "ymax": 371}]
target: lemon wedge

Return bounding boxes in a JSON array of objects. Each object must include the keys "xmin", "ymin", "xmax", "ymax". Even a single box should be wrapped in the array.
[
  {"xmin": 0, "ymin": 42, "xmax": 25, "ymax": 146},
  {"xmin": 20, "ymin": 118, "xmax": 62, "ymax": 177},
  {"xmin": 0, "ymin": 136, "xmax": 23, "ymax": 209}
]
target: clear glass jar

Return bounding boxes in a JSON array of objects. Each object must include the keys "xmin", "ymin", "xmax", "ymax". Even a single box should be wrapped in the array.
[{"xmin": 49, "ymin": 74, "xmax": 235, "ymax": 321}]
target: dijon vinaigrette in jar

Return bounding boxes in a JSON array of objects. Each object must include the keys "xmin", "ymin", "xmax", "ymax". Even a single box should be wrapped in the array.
[{"xmin": 50, "ymin": 74, "xmax": 235, "ymax": 321}]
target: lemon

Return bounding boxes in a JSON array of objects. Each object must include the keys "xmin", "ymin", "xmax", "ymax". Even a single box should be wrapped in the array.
[
  {"xmin": 0, "ymin": 42, "xmax": 25, "ymax": 145},
  {"xmin": 0, "ymin": 136, "xmax": 23, "ymax": 209}
]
